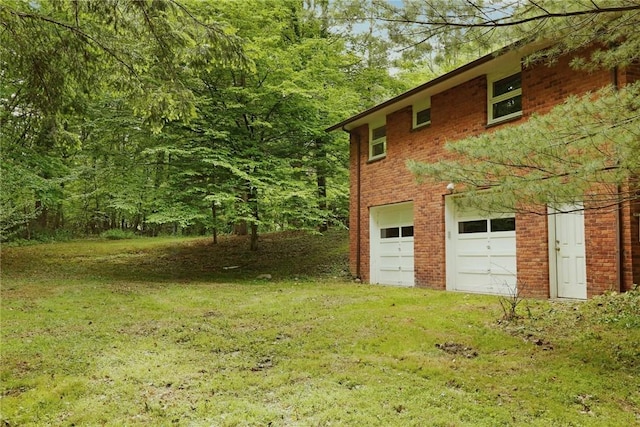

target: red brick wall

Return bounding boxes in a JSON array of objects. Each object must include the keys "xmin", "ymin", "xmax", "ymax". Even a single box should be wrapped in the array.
[
  {"xmin": 619, "ymin": 61, "xmax": 640, "ymax": 85},
  {"xmin": 348, "ymin": 47, "xmax": 637, "ymax": 297},
  {"xmin": 618, "ymin": 194, "xmax": 639, "ymax": 292},
  {"xmin": 521, "ymin": 48, "xmax": 611, "ymax": 116},
  {"xmin": 515, "ymin": 211, "xmax": 550, "ymax": 298},
  {"xmin": 584, "ymin": 201, "xmax": 619, "ymax": 296}
]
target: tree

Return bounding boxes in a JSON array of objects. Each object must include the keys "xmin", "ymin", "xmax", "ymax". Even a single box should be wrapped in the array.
[
  {"xmin": 153, "ymin": 0, "xmax": 383, "ymax": 249},
  {"xmin": 408, "ymin": 83, "xmax": 640, "ymax": 214},
  {"xmin": 384, "ymin": 0, "xmax": 640, "ymax": 213},
  {"xmin": 195, "ymin": 0, "xmax": 352, "ymax": 248},
  {"xmin": 0, "ymin": 0, "xmax": 401, "ymax": 243},
  {"xmin": 0, "ymin": 0, "xmax": 243, "ymax": 239}
]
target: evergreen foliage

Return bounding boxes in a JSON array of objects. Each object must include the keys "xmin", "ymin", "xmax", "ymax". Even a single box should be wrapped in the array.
[
  {"xmin": 409, "ymin": 83, "xmax": 640, "ymax": 214},
  {"xmin": 396, "ymin": 0, "xmax": 640, "ymax": 212}
]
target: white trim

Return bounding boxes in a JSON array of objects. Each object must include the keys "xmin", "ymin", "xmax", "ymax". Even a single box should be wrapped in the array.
[
  {"xmin": 369, "ymin": 118, "xmax": 386, "ymax": 160},
  {"xmin": 547, "ymin": 206, "xmax": 559, "ymax": 299},
  {"xmin": 412, "ymin": 97, "xmax": 431, "ymax": 129},
  {"xmin": 487, "ymin": 69, "xmax": 522, "ymax": 125},
  {"xmin": 445, "ymin": 197, "xmax": 456, "ymax": 291}
]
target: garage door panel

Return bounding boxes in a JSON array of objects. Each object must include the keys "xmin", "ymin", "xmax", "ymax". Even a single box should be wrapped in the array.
[
  {"xmin": 399, "ymin": 240, "xmax": 413, "ymax": 251},
  {"xmin": 457, "ymin": 234, "xmax": 488, "ymax": 241},
  {"xmin": 489, "ymin": 255, "xmax": 517, "ymax": 275},
  {"xmin": 449, "ymin": 208, "xmax": 517, "ymax": 296},
  {"xmin": 398, "ymin": 257, "xmax": 414, "ymax": 269},
  {"xmin": 456, "ymin": 277, "xmax": 516, "ymax": 294},
  {"xmin": 379, "ymin": 249, "xmax": 401, "ymax": 258},
  {"xmin": 491, "ymin": 234, "xmax": 516, "ymax": 251},
  {"xmin": 379, "ymin": 254, "xmax": 400, "ymax": 266},
  {"xmin": 371, "ymin": 203, "xmax": 414, "ymax": 287},
  {"xmin": 490, "ymin": 269, "xmax": 518, "ymax": 284},
  {"xmin": 456, "ymin": 255, "xmax": 489, "ymax": 271},
  {"xmin": 379, "ymin": 267, "xmax": 414, "ymax": 285},
  {"xmin": 457, "ymin": 236, "xmax": 488, "ymax": 250}
]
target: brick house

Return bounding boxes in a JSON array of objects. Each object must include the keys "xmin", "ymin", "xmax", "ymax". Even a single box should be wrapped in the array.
[{"xmin": 327, "ymin": 43, "xmax": 640, "ymax": 299}]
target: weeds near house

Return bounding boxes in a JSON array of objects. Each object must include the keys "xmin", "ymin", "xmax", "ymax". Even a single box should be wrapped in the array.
[
  {"xmin": 497, "ymin": 280, "xmax": 528, "ymax": 322},
  {"xmin": 590, "ymin": 286, "xmax": 640, "ymax": 328}
]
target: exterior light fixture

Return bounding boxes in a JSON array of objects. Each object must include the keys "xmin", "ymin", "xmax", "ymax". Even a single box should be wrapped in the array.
[{"xmin": 446, "ymin": 182, "xmax": 455, "ymax": 193}]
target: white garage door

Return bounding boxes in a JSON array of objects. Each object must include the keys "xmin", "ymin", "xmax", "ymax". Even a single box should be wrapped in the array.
[
  {"xmin": 370, "ymin": 203, "xmax": 414, "ymax": 286},
  {"xmin": 448, "ymin": 208, "xmax": 517, "ymax": 295}
]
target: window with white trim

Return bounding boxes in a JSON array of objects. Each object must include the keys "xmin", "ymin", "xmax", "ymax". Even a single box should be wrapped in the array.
[
  {"xmin": 413, "ymin": 98, "xmax": 431, "ymax": 129},
  {"xmin": 488, "ymin": 72, "xmax": 522, "ymax": 124},
  {"xmin": 369, "ymin": 120, "xmax": 386, "ymax": 160}
]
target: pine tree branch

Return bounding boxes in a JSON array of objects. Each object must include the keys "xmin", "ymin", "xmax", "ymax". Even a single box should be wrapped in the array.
[
  {"xmin": 2, "ymin": 6, "xmax": 138, "ymax": 76},
  {"xmin": 379, "ymin": 4, "xmax": 640, "ymax": 29}
]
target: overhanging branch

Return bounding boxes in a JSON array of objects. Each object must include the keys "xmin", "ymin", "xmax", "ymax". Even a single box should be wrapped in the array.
[{"xmin": 378, "ymin": 4, "xmax": 640, "ymax": 29}]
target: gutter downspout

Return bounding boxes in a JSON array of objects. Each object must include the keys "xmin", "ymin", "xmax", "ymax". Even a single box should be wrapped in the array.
[
  {"xmin": 354, "ymin": 130, "xmax": 362, "ymax": 280},
  {"xmin": 612, "ymin": 66, "xmax": 623, "ymax": 292}
]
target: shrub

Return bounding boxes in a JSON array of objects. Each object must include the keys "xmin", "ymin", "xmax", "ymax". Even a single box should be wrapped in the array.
[
  {"xmin": 100, "ymin": 229, "xmax": 136, "ymax": 240},
  {"xmin": 588, "ymin": 287, "xmax": 640, "ymax": 328}
]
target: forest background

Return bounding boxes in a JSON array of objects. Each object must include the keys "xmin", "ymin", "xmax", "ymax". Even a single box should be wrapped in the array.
[
  {"xmin": 2, "ymin": 0, "xmax": 639, "ymax": 248},
  {"xmin": 0, "ymin": 0, "xmax": 512, "ymax": 248}
]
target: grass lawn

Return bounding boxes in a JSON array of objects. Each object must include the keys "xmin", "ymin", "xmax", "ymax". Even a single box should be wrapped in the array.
[{"xmin": 1, "ymin": 230, "xmax": 639, "ymax": 426}]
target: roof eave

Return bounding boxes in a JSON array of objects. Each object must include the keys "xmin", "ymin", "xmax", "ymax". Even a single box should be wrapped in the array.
[{"xmin": 326, "ymin": 40, "xmax": 546, "ymax": 133}]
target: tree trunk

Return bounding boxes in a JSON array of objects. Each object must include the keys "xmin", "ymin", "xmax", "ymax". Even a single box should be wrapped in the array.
[
  {"xmin": 248, "ymin": 185, "xmax": 259, "ymax": 251},
  {"xmin": 315, "ymin": 138, "xmax": 329, "ymax": 233},
  {"xmin": 250, "ymin": 221, "xmax": 258, "ymax": 251},
  {"xmin": 234, "ymin": 192, "xmax": 249, "ymax": 235},
  {"xmin": 211, "ymin": 202, "xmax": 218, "ymax": 244},
  {"xmin": 317, "ymin": 173, "xmax": 328, "ymax": 233},
  {"xmin": 35, "ymin": 200, "xmax": 47, "ymax": 230},
  {"xmin": 234, "ymin": 221, "xmax": 247, "ymax": 235}
]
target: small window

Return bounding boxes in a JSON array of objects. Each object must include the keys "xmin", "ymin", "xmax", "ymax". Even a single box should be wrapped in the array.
[
  {"xmin": 401, "ymin": 226, "xmax": 414, "ymax": 237},
  {"xmin": 458, "ymin": 220, "xmax": 487, "ymax": 234},
  {"xmin": 490, "ymin": 217, "xmax": 516, "ymax": 232},
  {"xmin": 488, "ymin": 72, "xmax": 522, "ymax": 124},
  {"xmin": 492, "ymin": 96, "xmax": 522, "ymax": 120},
  {"xmin": 372, "ymin": 126, "xmax": 386, "ymax": 140},
  {"xmin": 493, "ymin": 73, "xmax": 521, "ymax": 97},
  {"xmin": 380, "ymin": 227, "xmax": 400, "ymax": 238},
  {"xmin": 370, "ymin": 124, "xmax": 386, "ymax": 160},
  {"xmin": 415, "ymin": 108, "xmax": 431, "ymax": 127},
  {"xmin": 413, "ymin": 98, "xmax": 431, "ymax": 129}
]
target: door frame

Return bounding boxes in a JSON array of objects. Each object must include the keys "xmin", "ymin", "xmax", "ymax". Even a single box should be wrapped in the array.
[{"xmin": 548, "ymin": 204, "xmax": 587, "ymax": 299}]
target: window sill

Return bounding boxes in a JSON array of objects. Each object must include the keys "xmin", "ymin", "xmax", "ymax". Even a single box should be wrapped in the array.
[
  {"xmin": 486, "ymin": 112, "xmax": 523, "ymax": 128},
  {"xmin": 412, "ymin": 122, "xmax": 431, "ymax": 131},
  {"xmin": 367, "ymin": 154, "xmax": 386, "ymax": 164}
]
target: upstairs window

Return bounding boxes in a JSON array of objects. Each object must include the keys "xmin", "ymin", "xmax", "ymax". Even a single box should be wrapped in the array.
[
  {"xmin": 413, "ymin": 98, "xmax": 431, "ymax": 129},
  {"xmin": 369, "ymin": 122, "xmax": 386, "ymax": 160},
  {"xmin": 488, "ymin": 72, "xmax": 522, "ymax": 124}
]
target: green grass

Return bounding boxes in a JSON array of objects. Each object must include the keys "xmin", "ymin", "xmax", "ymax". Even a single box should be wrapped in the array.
[{"xmin": 1, "ymin": 230, "xmax": 639, "ymax": 426}]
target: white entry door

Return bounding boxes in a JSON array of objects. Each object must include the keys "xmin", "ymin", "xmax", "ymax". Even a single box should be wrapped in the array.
[
  {"xmin": 370, "ymin": 203, "xmax": 414, "ymax": 286},
  {"xmin": 552, "ymin": 205, "xmax": 587, "ymax": 299}
]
